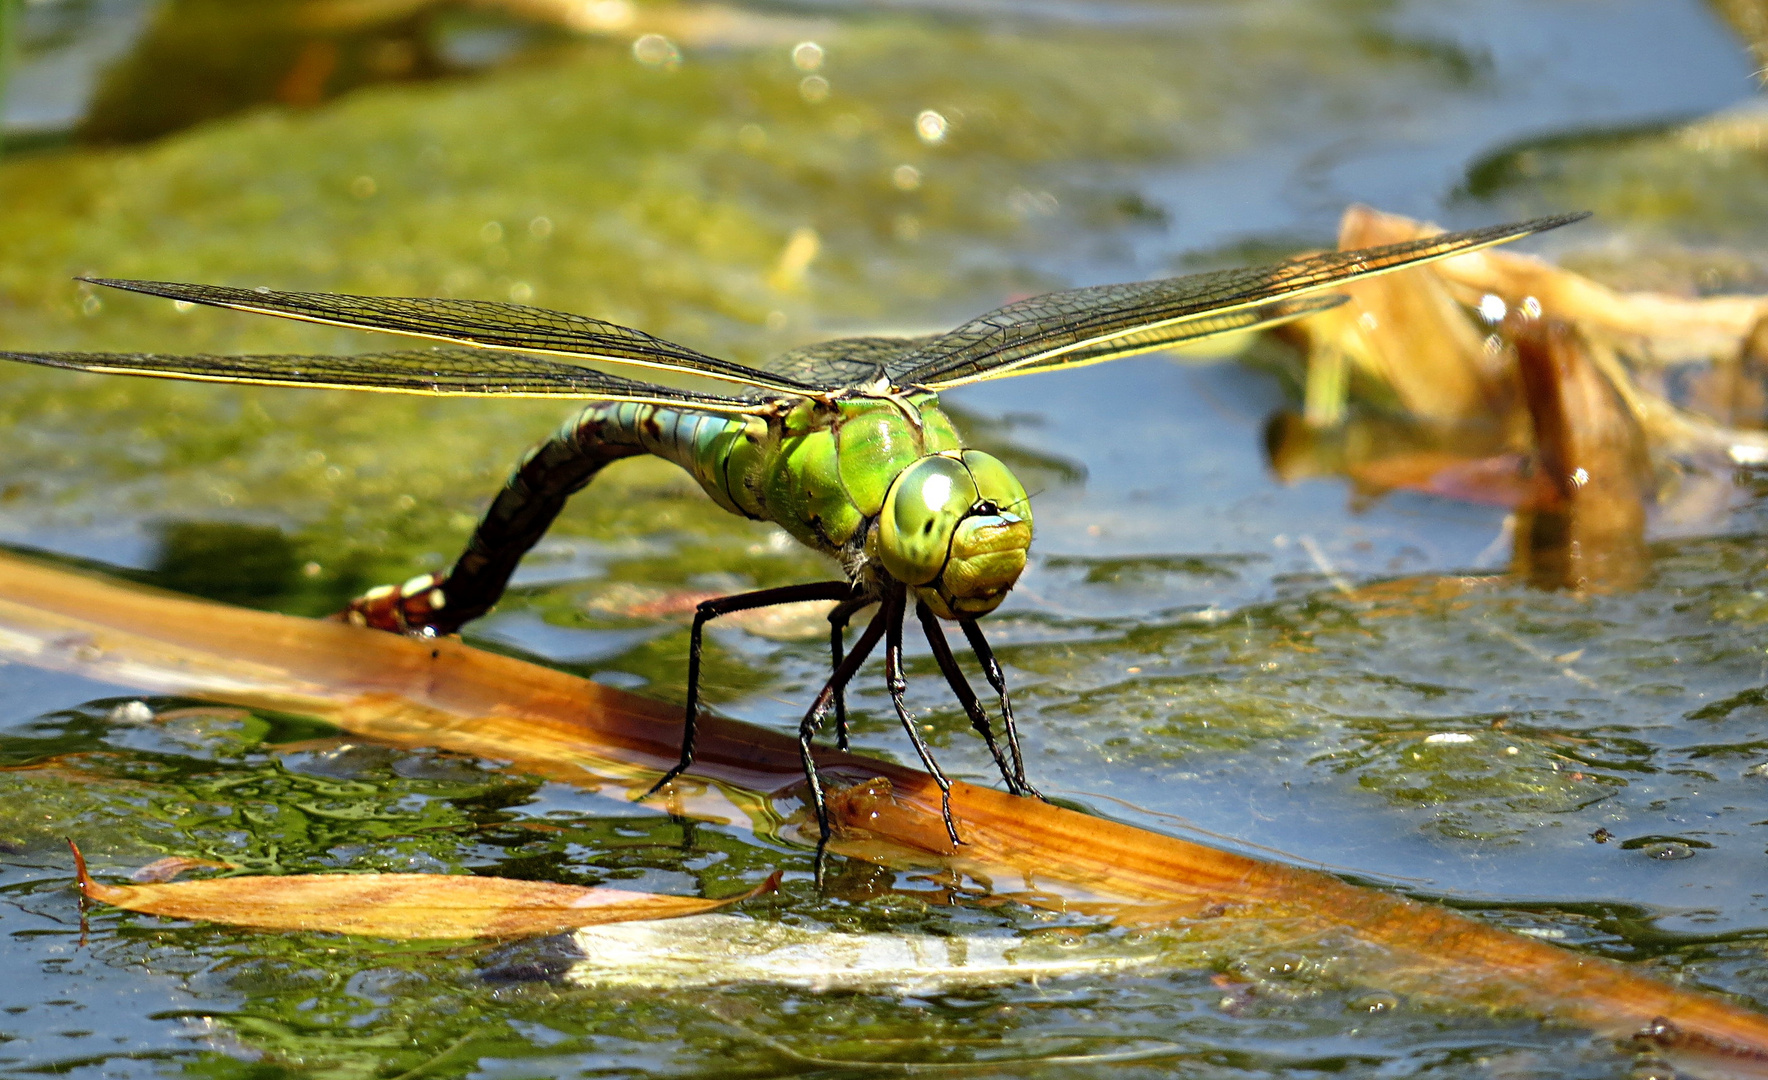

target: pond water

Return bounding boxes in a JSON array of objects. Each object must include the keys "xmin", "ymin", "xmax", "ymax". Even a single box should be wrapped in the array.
[{"xmin": 3, "ymin": 0, "xmax": 1768, "ymax": 1076}]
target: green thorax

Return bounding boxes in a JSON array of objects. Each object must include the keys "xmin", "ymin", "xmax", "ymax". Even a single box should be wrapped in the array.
[
  {"xmin": 590, "ymin": 390, "xmax": 962, "ymax": 555},
  {"xmin": 741, "ymin": 392, "xmax": 964, "ymax": 554}
]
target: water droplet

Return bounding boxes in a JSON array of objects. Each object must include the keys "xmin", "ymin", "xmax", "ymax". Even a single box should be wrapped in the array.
[
  {"xmin": 108, "ymin": 701, "xmax": 154, "ymax": 724},
  {"xmin": 1642, "ymin": 842, "xmax": 1695, "ymax": 860},
  {"xmin": 916, "ymin": 109, "xmax": 947, "ymax": 144},
  {"xmin": 633, "ymin": 34, "xmax": 681, "ymax": 69}
]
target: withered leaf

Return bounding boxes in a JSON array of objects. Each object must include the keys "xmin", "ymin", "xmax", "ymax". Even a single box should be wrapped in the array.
[{"xmin": 70, "ymin": 840, "xmax": 780, "ymax": 940}]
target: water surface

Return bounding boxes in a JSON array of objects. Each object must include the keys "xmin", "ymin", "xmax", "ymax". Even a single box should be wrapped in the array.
[{"xmin": 2, "ymin": 0, "xmax": 1767, "ymax": 1075}]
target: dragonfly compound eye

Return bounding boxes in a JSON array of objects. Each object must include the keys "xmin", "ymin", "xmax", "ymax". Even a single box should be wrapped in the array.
[
  {"xmin": 879, "ymin": 455, "xmax": 978, "ymax": 586},
  {"xmin": 879, "ymin": 452, "xmax": 1034, "ymax": 618},
  {"xmin": 931, "ymin": 451, "xmax": 1033, "ymax": 618}
]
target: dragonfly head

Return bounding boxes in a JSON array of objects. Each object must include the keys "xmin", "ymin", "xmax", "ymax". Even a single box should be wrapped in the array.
[{"xmin": 876, "ymin": 451, "xmax": 1032, "ymax": 619}]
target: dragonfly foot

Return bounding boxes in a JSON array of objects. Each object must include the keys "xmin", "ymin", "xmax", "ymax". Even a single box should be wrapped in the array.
[
  {"xmin": 341, "ymin": 572, "xmax": 453, "ymax": 635},
  {"xmin": 641, "ymin": 764, "xmax": 689, "ymax": 801}
]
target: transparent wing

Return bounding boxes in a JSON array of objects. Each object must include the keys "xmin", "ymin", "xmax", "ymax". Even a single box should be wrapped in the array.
[
  {"xmin": 993, "ymin": 295, "xmax": 1346, "ymax": 378},
  {"xmin": 757, "ymin": 335, "xmax": 939, "ymax": 390},
  {"xmin": 82, "ymin": 278, "xmax": 820, "ymax": 395},
  {"xmin": 898, "ymin": 212, "xmax": 1589, "ymax": 388},
  {"xmin": 0, "ymin": 346, "xmax": 771, "ymax": 412}
]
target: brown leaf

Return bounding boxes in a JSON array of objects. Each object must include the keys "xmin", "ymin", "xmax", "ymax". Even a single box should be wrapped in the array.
[
  {"xmin": 70, "ymin": 840, "xmax": 780, "ymax": 940},
  {"xmin": 1511, "ymin": 317, "xmax": 1651, "ymax": 592}
]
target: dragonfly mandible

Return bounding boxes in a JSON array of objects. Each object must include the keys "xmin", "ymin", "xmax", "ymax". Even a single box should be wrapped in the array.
[{"xmin": 1, "ymin": 211, "xmax": 1587, "ymax": 845}]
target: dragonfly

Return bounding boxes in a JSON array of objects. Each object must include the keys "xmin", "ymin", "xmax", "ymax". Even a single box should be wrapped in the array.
[{"xmin": 1, "ymin": 211, "xmax": 1586, "ymax": 847}]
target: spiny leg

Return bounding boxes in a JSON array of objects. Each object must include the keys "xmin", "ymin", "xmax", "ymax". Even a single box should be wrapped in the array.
[
  {"xmin": 960, "ymin": 618, "xmax": 1043, "ymax": 800},
  {"xmin": 827, "ymin": 596, "xmax": 872, "ymax": 751},
  {"xmin": 915, "ymin": 601, "xmax": 1025, "ymax": 795},
  {"xmin": 798, "ymin": 603, "xmax": 890, "ymax": 845},
  {"xmin": 644, "ymin": 580, "xmax": 856, "ymax": 799},
  {"xmin": 884, "ymin": 591, "xmax": 961, "ymax": 847}
]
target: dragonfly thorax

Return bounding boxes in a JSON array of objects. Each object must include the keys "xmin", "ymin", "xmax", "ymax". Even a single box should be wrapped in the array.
[{"xmin": 724, "ymin": 391, "xmax": 1033, "ymax": 619}]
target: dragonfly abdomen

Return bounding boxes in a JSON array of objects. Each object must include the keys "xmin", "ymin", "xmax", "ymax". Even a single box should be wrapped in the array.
[
  {"xmin": 587, "ymin": 400, "xmax": 761, "ymax": 520},
  {"xmin": 584, "ymin": 398, "xmax": 867, "ymax": 556}
]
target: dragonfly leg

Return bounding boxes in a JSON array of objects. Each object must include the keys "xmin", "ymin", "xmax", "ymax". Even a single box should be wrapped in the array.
[
  {"xmin": 797, "ymin": 603, "xmax": 889, "ymax": 844},
  {"xmin": 884, "ymin": 591, "xmax": 961, "ymax": 847},
  {"xmin": 915, "ymin": 601, "xmax": 1025, "ymax": 796},
  {"xmin": 643, "ymin": 580, "xmax": 857, "ymax": 799},
  {"xmin": 826, "ymin": 596, "xmax": 873, "ymax": 751},
  {"xmin": 960, "ymin": 618, "xmax": 1043, "ymax": 800},
  {"xmin": 342, "ymin": 422, "xmax": 644, "ymax": 635}
]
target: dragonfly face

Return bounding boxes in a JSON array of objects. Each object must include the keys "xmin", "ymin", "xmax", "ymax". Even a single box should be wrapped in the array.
[
  {"xmin": 0, "ymin": 211, "xmax": 1589, "ymax": 848},
  {"xmin": 876, "ymin": 450, "xmax": 1031, "ymax": 619}
]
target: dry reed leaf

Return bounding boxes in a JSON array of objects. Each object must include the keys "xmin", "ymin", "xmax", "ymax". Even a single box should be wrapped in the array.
[
  {"xmin": 1275, "ymin": 205, "xmax": 1768, "ymax": 548},
  {"xmin": 1342, "ymin": 204, "xmax": 1768, "ymax": 363},
  {"xmin": 70, "ymin": 840, "xmax": 780, "ymax": 940},
  {"xmin": 1509, "ymin": 317, "xmax": 1651, "ymax": 591}
]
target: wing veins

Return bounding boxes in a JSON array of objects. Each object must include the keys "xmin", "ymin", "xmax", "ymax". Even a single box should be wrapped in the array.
[
  {"xmin": 82, "ymin": 278, "xmax": 821, "ymax": 395},
  {"xmin": 0, "ymin": 347, "xmax": 772, "ymax": 412},
  {"xmin": 926, "ymin": 295, "xmax": 1346, "ymax": 387},
  {"xmin": 899, "ymin": 212, "xmax": 1589, "ymax": 386}
]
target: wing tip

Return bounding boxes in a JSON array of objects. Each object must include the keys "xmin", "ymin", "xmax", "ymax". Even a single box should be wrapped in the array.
[
  {"xmin": 76, "ymin": 276, "xmax": 187, "ymax": 299},
  {"xmin": 1503, "ymin": 209, "xmax": 1593, "ymax": 239}
]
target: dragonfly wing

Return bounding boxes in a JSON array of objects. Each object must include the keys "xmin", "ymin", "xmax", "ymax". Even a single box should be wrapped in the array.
[
  {"xmin": 0, "ymin": 346, "xmax": 770, "ymax": 412},
  {"xmin": 81, "ymin": 278, "xmax": 817, "ymax": 395},
  {"xmin": 993, "ymin": 295, "xmax": 1346, "ymax": 378},
  {"xmin": 896, "ymin": 212, "xmax": 1589, "ymax": 388},
  {"xmin": 756, "ymin": 334, "xmax": 938, "ymax": 391}
]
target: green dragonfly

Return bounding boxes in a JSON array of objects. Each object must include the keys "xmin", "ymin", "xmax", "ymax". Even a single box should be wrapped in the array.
[{"xmin": 1, "ymin": 211, "xmax": 1586, "ymax": 844}]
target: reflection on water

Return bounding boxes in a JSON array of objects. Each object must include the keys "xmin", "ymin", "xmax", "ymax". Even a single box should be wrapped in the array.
[{"xmin": 2, "ymin": 0, "xmax": 1768, "ymax": 1076}]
